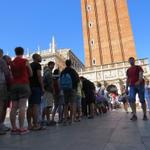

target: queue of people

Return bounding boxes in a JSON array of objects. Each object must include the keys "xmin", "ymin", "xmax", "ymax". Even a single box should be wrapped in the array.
[{"xmin": 0, "ymin": 47, "xmax": 149, "ymax": 136}]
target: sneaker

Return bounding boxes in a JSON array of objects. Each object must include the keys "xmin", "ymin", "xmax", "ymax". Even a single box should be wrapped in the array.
[
  {"xmin": 130, "ymin": 115, "xmax": 137, "ymax": 121},
  {"xmin": 0, "ymin": 130, "xmax": 6, "ymax": 135},
  {"xmin": 19, "ymin": 128, "xmax": 29, "ymax": 135},
  {"xmin": 11, "ymin": 128, "xmax": 20, "ymax": 135},
  {"xmin": 1, "ymin": 125, "xmax": 10, "ymax": 132},
  {"xmin": 143, "ymin": 115, "xmax": 148, "ymax": 121}
]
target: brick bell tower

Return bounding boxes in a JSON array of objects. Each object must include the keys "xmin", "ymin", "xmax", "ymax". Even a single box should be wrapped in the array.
[{"xmin": 81, "ymin": 0, "xmax": 137, "ymax": 67}]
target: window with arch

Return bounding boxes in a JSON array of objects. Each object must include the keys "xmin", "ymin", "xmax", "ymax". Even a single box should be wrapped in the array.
[
  {"xmin": 89, "ymin": 21, "xmax": 93, "ymax": 28},
  {"xmin": 91, "ymin": 39, "xmax": 94, "ymax": 48},
  {"xmin": 87, "ymin": 5, "xmax": 92, "ymax": 12},
  {"xmin": 93, "ymin": 59, "xmax": 96, "ymax": 65}
]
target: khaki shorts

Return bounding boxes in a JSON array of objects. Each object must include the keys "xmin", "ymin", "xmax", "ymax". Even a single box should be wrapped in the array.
[
  {"xmin": 11, "ymin": 84, "xmax": 31, "ymax": 101},
  {"xmin": 63, "ymin": 89, "xmax": 76, "ymax": 105},
  {"xmin": 43, "ymin": 91, "xmax": 54, "ymax": 107}
]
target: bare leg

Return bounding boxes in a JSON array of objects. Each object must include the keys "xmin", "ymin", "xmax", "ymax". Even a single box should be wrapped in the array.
[
  {"xmin": 69, "ymin": 103, "xmax": 73, "ymax": 122},
  {"xmin": 10, "ymin": 101, "xmax": 18, "ymax": 129},
  {"xmin": 18, "ymin": 99, "xmax": 27, "ymax": 129},
  {"xmin": 1, "ymin": 101, "xmax": 8, "ymax": 124},
  {"xmin": 27, "ymin": 106, "xmax": 33, "ymax": 129},
  {"xmin": 0, "ymin": 100, "xmax": 5, "ymax": 128},
  {"xmin": 130, "ymin": 102, "xmax": 136, "ymax": 115},
  {"xmin": 32, "ymin": 104, "xmax": 40, "ymax": 127},
  {"xmin": 141, "ymin": 102, "xmax": 147, "ymax": 116},
  {"xmin": 64, "ymin": 104, "xmax": 68, "ymax": 123},
  {"xmin": 46, "ymin": 107, "xmax": 51, "ymax": 122},
  {"xmin": 73, "ymin": 103, "xmax": 76, "ymax": 121},
  {"xmin": 52, "ymin": 105, "xmax": 58, "ymax": 121},
  {"xmin": 124, "ymin": 102, "xmax": 128, "ymax": 112}
]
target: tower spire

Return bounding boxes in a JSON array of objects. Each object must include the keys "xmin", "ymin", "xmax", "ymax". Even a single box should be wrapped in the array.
[
  {"xmin": 49, "ymin": 42, "xmax": 52, "ymax": 52},
  {"xmin": 37, "ymin": 45, "xmax": 40, "ymax": 54},
  {"xmin": 51, "ymin": 36, "xmax": 56, "ymax": 53}
]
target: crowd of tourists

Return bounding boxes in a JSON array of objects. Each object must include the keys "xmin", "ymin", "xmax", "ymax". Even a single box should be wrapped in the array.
[{"xmin": 0, "ymin": 47, "xmax": 150, "ymax": 135}]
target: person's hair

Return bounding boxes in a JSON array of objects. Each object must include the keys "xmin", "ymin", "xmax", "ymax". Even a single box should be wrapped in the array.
[
  {"xmin": 15, "ymin": 47, "xmax": 24, "ymax": 55},
  {"xmin": 2, "ymin": 55, "xmax": 10, "ymax": 61},
  {"xmin": 32, "ymin": 53, "xmax": 40, "ymax": 60},
  {"xmin": 128, "ymin": 57, "xmax": 135, "ymax": 61},
  {"xmin": 97, "ymin": 82, "xmax": 102, "ymax": 87},
  {"xmin": 65, "ymin": 59, "xmax": 72, "ymax": 67},
  {"xmin": 53, "ymin": 69, "xmax": 60, "ymax": 75},
  {"xmin": 48, "ymin": 61, "xmax": 55, "ymax": 66},
  {"xmin": 0, "ymin": 48, "xmax": 3, "ymax": 55}
]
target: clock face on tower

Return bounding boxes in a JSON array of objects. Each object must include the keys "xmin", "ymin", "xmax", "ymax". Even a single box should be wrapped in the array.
[{"xmin": 81, "ymin": 0, "xmax": 137, "ymax": 67}]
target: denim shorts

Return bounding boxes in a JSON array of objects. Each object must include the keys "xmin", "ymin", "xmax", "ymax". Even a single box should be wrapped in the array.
[{"xmin": 129, "ymin": 85, "xmax": 145, "ymax": 103}]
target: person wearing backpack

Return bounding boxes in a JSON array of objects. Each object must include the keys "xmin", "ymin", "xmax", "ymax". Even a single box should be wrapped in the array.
[
  {"xmin": 60, "ymin": 59, "xmax": 79, "ymax": 125},
  {"xmin": 10, "ymin": 47, "xmax": 32, "ymax": 135}
]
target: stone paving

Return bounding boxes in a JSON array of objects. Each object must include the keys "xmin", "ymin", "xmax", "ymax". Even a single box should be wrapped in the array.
[{"xmin": 1, "ymin": 111, "xmax": 150, "ymax": 150}]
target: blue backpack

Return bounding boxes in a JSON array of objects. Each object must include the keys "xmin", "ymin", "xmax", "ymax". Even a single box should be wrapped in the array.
[{"xmin": 60, "ymin": 73, "xmax": 73, "ymax": 90}]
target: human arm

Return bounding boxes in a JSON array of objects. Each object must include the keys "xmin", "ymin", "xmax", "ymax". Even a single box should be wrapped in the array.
[
  {"xmin": 26, "ymin": 60, "xmax": 33, "ymax": 77},
  {"xmin": 135, "ymin": 66, "xmax": 144, "ymax": 86},
  {"xmin": 1, "ymin": 59, "xmax": 10, "ymax": 80},
  {"xmin": 126, "ymin": 71, "xmax": 129, "ymax": 95},
  {"xmin": 37, "ymin": 69, "xmax": 45, "ymax": 93},
  {"xmin": 72, "ymin": 69, "xmax": 80, "ymax": 89}
]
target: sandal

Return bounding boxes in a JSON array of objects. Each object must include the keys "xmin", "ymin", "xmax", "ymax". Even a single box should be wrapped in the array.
[
  {"xmin": 11, "ymin": 128, "xmax": 20, "ymax": 135},
  {"xmin": 19, "ymin": 128, "xmax": 29, "ymax": 135}
]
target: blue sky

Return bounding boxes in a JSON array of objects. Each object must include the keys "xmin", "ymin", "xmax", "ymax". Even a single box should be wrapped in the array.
[{"xmin": 0, "ymin": 0, "xmax": 150, "ymax": 63}]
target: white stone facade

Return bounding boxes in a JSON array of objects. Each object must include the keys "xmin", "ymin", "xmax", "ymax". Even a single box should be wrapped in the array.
[{"xmin": 79, "ymin": 58, "xmax": 150, "ymax": 85}]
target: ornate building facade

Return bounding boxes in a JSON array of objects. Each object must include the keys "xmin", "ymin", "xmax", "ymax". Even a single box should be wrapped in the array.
[
  {"xmin": 25, "ymin": 37, "xmax": 84, "ymax": 72},
  {"xmin": 79, "ymin": 58, "xmax": 150, "ymax": 85}
]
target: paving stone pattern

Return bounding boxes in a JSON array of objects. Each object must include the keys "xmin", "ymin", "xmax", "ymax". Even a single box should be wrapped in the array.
[{"xmin": 1, "ymin": 111, "xmax": 150, "ymax": 150}]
